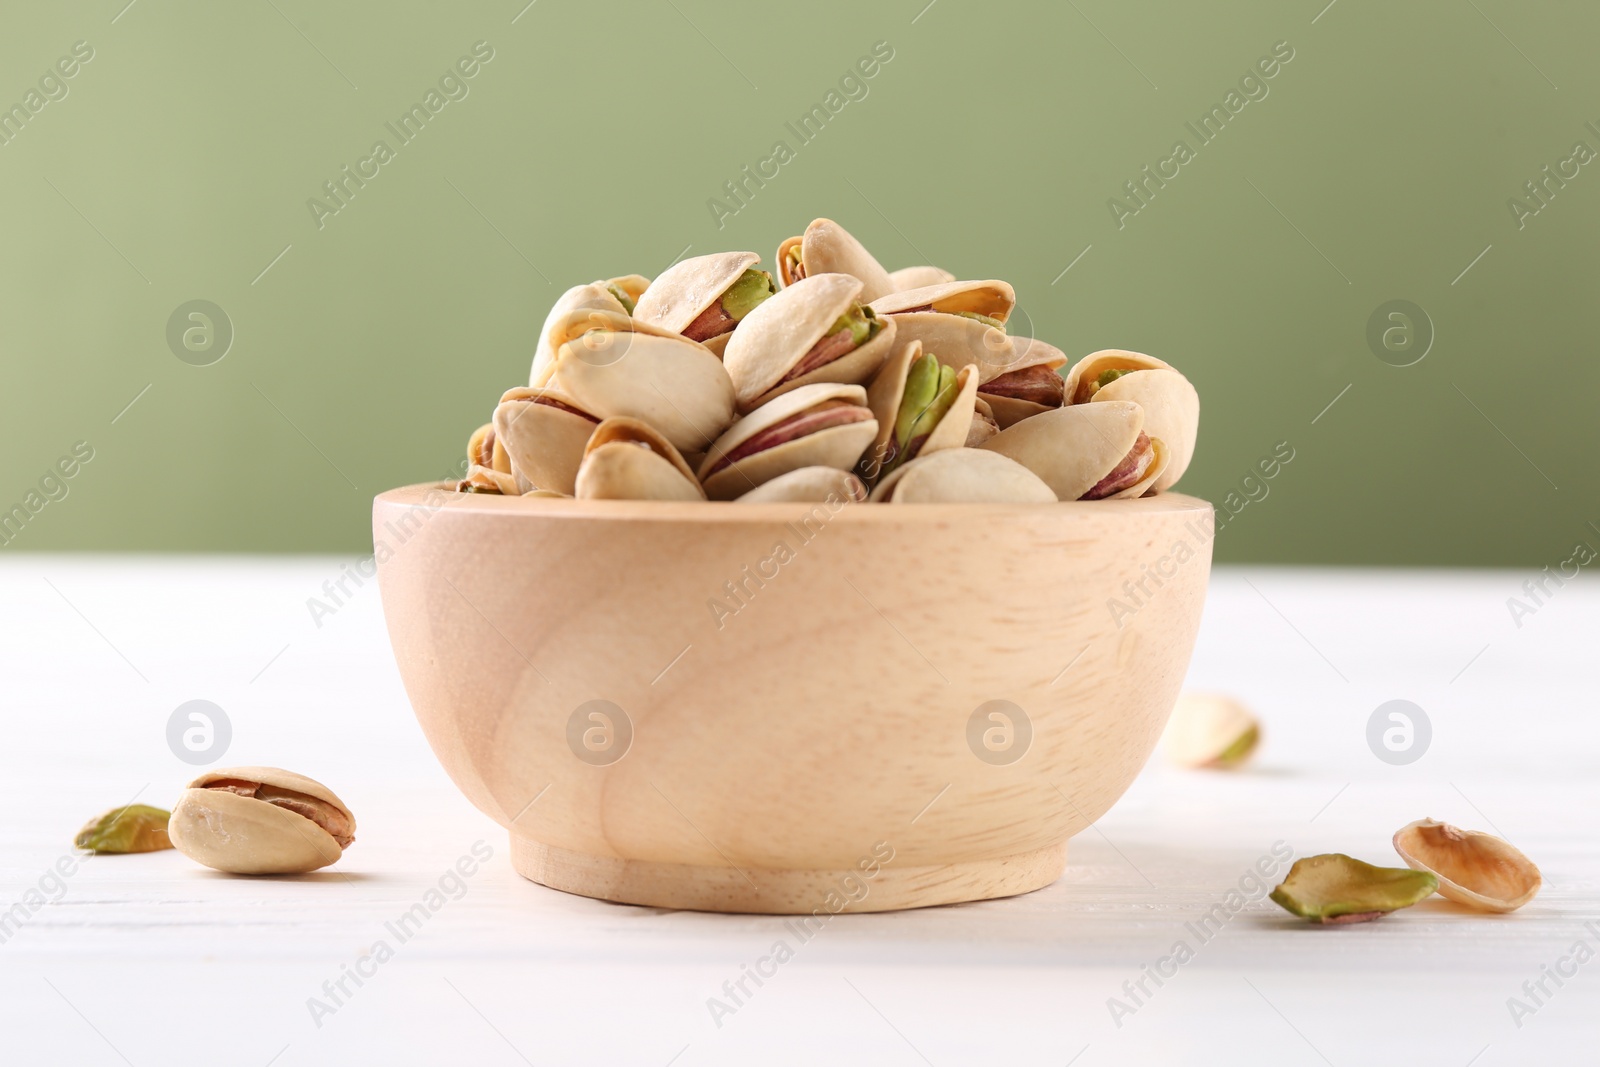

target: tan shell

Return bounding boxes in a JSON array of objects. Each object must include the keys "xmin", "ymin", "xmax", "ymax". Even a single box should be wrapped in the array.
[
  {"xmin": 979, "ymin": 401, "xmax": 1144, "ymax": 501},
  {"xmin": 860, "ymin": 341, "xmax": 980, "ymax": 481},
  {"xmin": 544, "ymin": 323, "xmax": 736, "ymax": 453},
  {"xmin": 1089, "ymin": 369, "xmax": 1198, "ymax": 492},
  {"xmin": 632, "ymin": 251, "xmax": 760, "ymax": 335},
  {"xmin": 870, "ymin": 309, "xmax": 1015, "ymax": 384},
  {"xmin": 466, "ymin": 423, "xmax": 512, "ymax": 473},
  {"xmin": 1062, "ymin": 349, "xmax": 1175, "ymax": 405},
  {"xmin": 531, "ymin": 283, "xmax": 634, "ymax": 385},
  {"xmin": 868, "ymin": 279, "xmax": 1016, "ymax": 324},
  {"xmin": 168, "ymin": 766, "xmax": 354, "ymax": 875},
  {"xmin": 1393, "ymin": 819, "xmax": 1541, "ymax": 913},
  {"xmin": 887, "ymin": 265, "xmax": 955, "ymax": 292},
  {"xmin": 978, "ymin": 336, "xmax": 1070, "ymax": 428},
  {"xmin": 722, "ymin": 272, "xmax": 896, "ymax": 413},
  {"xmin": 777, "ymin": 218, "xmax": 895, "ymax": 301},
  {"xmin": 698, "ymin": 382, "xmax": 878, "ymax": 501},
  {"xmin": 1162, "ymin": 693, "xmax": 1260, "ymax": 768},
  {"xmin": 607, "ymin": 274, "xmax": 650, "ymax": 305},
  {"xmin": 575, "ymin": 417, "xmax": 706, "ymax": 501},
  {"xmin": 734, "ymin": 466, "xmax": 867, "ymax": 504},
  {"xmin": 868, "ymin": 447, "xmax": 1056, "ymax": 504},
  {"xmin": 493, "ymin": 387, "xmax": 599, "ymax": 495},
  {"xmin": 457, "ymin": 464, "xmax": 520, "ymax": 495},
  {"xmin": 967, "ymin": 397, "xmax": 1000, "ymax": 447}
]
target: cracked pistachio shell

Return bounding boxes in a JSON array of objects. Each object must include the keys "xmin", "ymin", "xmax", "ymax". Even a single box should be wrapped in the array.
[
  {"xmin": 979, "ymin": 401, "xmax": 1144, "ymax": 502},
  {"xmin": 542, "ymin": 314, "xmax": 736, "ymax": 454},
  {"xmin": 632, "ymin": 251, "xmax": 760, "ymax": 336},
  {"xmin": 860, "ymin": 341, "xmax": 980, "ymax": 482},
  {"xmin": 698, "ymin": 382, "xmax": 878, "ymax": 501},
  {"xmin": 887, "ymin": 265, "xmax": 956, "ymax": 292},
  {"xmin": 967, "ymin": 397, "xmax": 1000, "ymax": 447},
  {"xmin": 1063, "ymin": 349, "xmax": 1175, "ymax": 404},
  {"xmin": 75, "ymin": 804, "xmax": 172, "ymax": 853},
  {"xmin": 866, "ymin": 307, "xmax": 1014, "ymax": 385},
  {"xmin": 776, "ymin": 218, "xmax": 895, "ymax": 300},
  {"xmin": 1270, "ymin": 854, "xmax": 1438, "ymax": 924},
  {"xmin": 869, "ymin": 279, "xmax": 1016, "ymax": 325},
  {"xmin": 575, "ymin": 417, "xmax": 706, "ymax": 502},
  {"xmin": 734, "ymin": 466, "xmax": 867, "ymax": 504},
  {"xmin": 868, "ymin": 447, "xmax": 1056, "ymax": 504},
  {"xmin": 169, "ymin": 767, "xmax": 355, "ymax": 876},
  {"xmin": 1162, "ymin": 693, "xmax": 1260, "ymax": 769},
  {"xmin": 1392, "ymin": 819, "xmax": 1541, "ymax": 913},
  {"xmin": 456, "ymin": 464, "xmax": 521, "ymax": 495},
  {"xmin": 1067, "ymin": 351, "xmax": 1198, "ymax": 492},
  {"xmin": 530, "ymin": 282, "xmax": 640, "ymax": 385},
  {"xmin": 722, "ymin": 273, "xmax": 897, "ymax": 413},
  {"xmin": 466, "ymin": 422, "xmax": 511, "ymax": 474},
  {"xmin": 979, "ymin": 336, "xmax": 1070, "ymax": 429},
  {"xmin": 494, "ymin": 386, "xmax": 600, "ymax": 495},
  {"xmin": 1111, "ymin": 436, "xmax": 1169, "ymax": 499}
]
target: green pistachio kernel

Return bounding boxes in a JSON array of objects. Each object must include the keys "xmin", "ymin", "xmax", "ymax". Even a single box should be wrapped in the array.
[
  {"xmin": 605, "ymin": 283, "xmax": 637, "ymax": 316},
  {"xmin": 1270, "ymin": 854, "xmax": 1439, "ymax": 924},
  {"xmin": 75, "ymin": 804, "xmax": 173, "ymax": 854},
  {"xmin": 829, "ymin": 303, "xmax": 881, "ymax": 348},
  {"xmin": 886, "ymin": 354, "xmax": 959, "ymax": 476},
  {"xmin": 1097, "ymin": 368, "xmax": 1132, "ymax": 389},
  {"xmin": 953, "ymin": 311, "xmax": 1003, "ymax": 329},
  {"xmin": 721, "ymin": 269, "xmax": 777, "ymax": 322}
]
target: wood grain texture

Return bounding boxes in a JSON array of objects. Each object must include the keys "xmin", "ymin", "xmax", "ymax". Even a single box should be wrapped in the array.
[{"xmin": 374, "ymin": 485, "xmax": 1214, "ymax": 912}]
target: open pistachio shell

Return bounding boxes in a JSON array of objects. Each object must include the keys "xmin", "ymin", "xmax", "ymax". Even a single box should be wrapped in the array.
[
  {"xmin": 457, "ymin": 464, "xmax": 521, "ymax": 495},
  {"xmin": 1392, "ymin": 819, "xmax": 1541, "ymax": 913},
  {"xmin": 868, "ymin": 448, "xmax": 1056, "ymax": 504},
  {"xmin": 544, "ymin": 319, "xmax": 736, "ymax": 454},
  {"xmin": 979, "ymin": 401, "xmax": 1144, "ymax": 501},
  {"xmin": 734, "ymin": 466, "xmax": 867, "ymax": 504},
  {"xmin": 1090, "ymin": 369, "xmax": 1199, "ymax": 492},
  {"xmin": 607, "ymin": 274, "xmax": 650, "ymax": 307},
  {"xmin": 860, "ymin": 341, "xmax": 980, "ymax": 482},
  {"xmin": 493, "ymin": 386, "xmax": 600, "ymax": 495},
  {"xmin": 1062, "ymin": 349, "xmax": 1175, "ymax": 405},
  {"xmin": 887, "ymin": 265, "xmax": 955, "ymax": 292},
  {"xmin": 776, "ymin": 218, "xmax": 895, "ymax": 301},
  {"xmin": 530, "ymin": 282, "xmax": 638, "ymax": 385},
  {"xmin": 632, "ymin": 251, "xmax": 761, "ymax": 338},
  {"xmin": 967, "ymin": 397, "xmax": 1000, "ymax": 447},
  {"xmin": 466, "ymin": 423, "xmax": 512, "ymax": 474},
  {"xmin": 575, "ymin": 417, "xmax": 706, "ymax": 501},
  {"xmin": 1111, "ymin": 436, "xmax": 1169, "ymax": 499},
  {"xmin": 1270, "ymin": 854, "xmax": 1439, "ymax": 924},
  {"xmin": 868, "ymin": 279, "xmax": 1016, "ymax": 324},
  {"xmin": 1162, "ymin": 693, "xmax": 1260, "ymax": 769},
  {"xmin": 979, "ymin": 336, "xmax": 1069, "ymax": 428},
  {"xmin": 722, "ymin": 273, "xmax": 897, "ymax": 413},
  {"xmin": 698, "ymin": 382, "xmax": 878, "ymax": 501},
  {"xmin": 168, "ymin": 766, "xmax": 355, "ymax": 876},
  {"xmin": 874, "ymin": 310, "xmax": 1014, "ymax": 385}
]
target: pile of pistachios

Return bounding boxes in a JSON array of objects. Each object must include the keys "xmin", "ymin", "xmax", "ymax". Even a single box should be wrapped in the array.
[{"xmin": 457, "ymin": 218, "xmax": 1200, "ymax": 503}]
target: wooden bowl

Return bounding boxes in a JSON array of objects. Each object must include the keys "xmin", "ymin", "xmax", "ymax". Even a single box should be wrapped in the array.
[{"xmin": 374, "ymin": 484, "xmax": 1213, "ymax": 913}]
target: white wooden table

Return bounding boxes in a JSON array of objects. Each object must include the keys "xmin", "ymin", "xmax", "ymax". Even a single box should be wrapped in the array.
[{"xmin": 1, "ymin": 557, "xmax": 1594, "ymax": 1065}]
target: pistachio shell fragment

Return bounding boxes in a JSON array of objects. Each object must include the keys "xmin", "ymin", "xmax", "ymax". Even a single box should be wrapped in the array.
[
  {"xmin": 575, "ymin": 417, "xmax": 707, "ymax": 501},
  {"xmin": 169, "ymin": 767, "xmax": 355, "ymax": 876},
  {"xmin": 1392, "ymin": 819, "xmax": 1541, "ymax": 913},
  {"xmin": 777, "ymin": 218, "xmax": 895, "ymax": 301},
  {"xmin": 75, "ymin": 804, "xmax": 172, "ymax": 853},
  {"xmin": 734, "ymin": 466, "xmax": 867, "ymax": 504},
  {"xmin": 1270, "ymin": 854, "xmax": 1439, "ymax": 924},
  {"xmin": 1162, "ymin": 693, "xmax": 1260, "ymax": 769}
]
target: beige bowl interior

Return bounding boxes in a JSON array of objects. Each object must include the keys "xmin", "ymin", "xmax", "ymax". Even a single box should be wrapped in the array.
[{"xmin": 374, "ymin": 484, "xmax": 1213, "ymax": 913}]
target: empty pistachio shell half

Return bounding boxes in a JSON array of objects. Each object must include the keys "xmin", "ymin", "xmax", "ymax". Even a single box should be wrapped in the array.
[
  {"xmin": 777, "ymin": 218, "xmax": 895, "ymax": 301},
  {"xmin": 494, "ymin": 386, "xmax": 600, "ymax": 495},
  {"xmin": 1162, "ymin": 693, "xmax": 1260, "ymax": 769},
  {"xmin": 886, "ymin": 264, "xmax": 956, "ymax": 292},
  {"xmin": 869, "ymin": 447, "xmax": 1056, "ymax": 504},
  {"xmin": 1270, "ymin": 854, "xmax": 1438, "ymax": 924},
  {"xmin": 698, "ymin": 382, "xmax": 878, "ymax": 501},
  {"xmin": 1392, "ymin": 819, "xmax": 1541, "ymax": 912},
  {"xmin": 632, "ymin": 252, "xmax": 775, "ymax": 356},
  {"xmin": 734, "ymin": 466, "xmax": 867, "ymax": 504},
  {"xmin": 575, "ymin": 417, "xmax": 707, "ymax": 501},
  {"xmin": 75, "ymin": 804, "xmax": 172, "ymax": 853},
  {"xmin": 169, "ymin": 767, "xmax": 355, "ymax": 876}
]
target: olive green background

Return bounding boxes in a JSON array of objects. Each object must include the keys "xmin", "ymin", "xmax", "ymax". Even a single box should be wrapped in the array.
[{"xmin": 1, "ymin": 0, "xmax": 1593, "ymax": 564}]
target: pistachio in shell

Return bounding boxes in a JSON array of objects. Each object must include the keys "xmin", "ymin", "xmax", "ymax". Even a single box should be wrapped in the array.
[
  {"xmin": 734, "ymin": 466, "xmax": 867, "ymax": 504},
  {"xmin": 859, "ymin": 341, "xmax": 979, "ymax": 482},
  {"xmin": 698, "ymin": 382, "xmax": 878, "ymax": 501},
  {"xmin": 493, "ymin": 386, "xmax": 601, "ymax": 495},
  {"xmin": 75, "ymin": 804, "xmax": 172, "ymax": 854},
  {"xmin": 466, "ymin": 422, "xmax": 512, "ymax": 475},
  {"xmin": 169, "ymin": 767, "xmax": 355, "ymax": 876},
  {"xmin": 1392, "ymin": 819, "xmax": 1541, "ymax": 913},
  {"xmin": 1066, "ymin": 350, "xmax": 1198, "ymax": 492},
  {"xmin": 869, "ymin": 447, "xmax": 1056, "ymax": 504},
  {"xmin": 869, "ymin": 281, "xmax": 1018, "ymax": 384},
  {"xmin": 722, "ymin": 273, "xmax": 897, "ymax": 413},
  {"xmin": 456, "ymin": 464, "xmax": 521, "ymax": 495},
  {"xmin": 966, "ymin": 397, "xmax": 1001, "ymax": 447},
  {"xmin": 1270, "ymin": 854, "xmax": 1439, "ymax": 924},
  {"xmin": 632, "ymin": 252, "xmax": 776, "ymax": 355},
  {"xmin": 530, "ymin": 278, "xmax": 649, "ymax": 385},
  {"xmin": 978, "ymin": 336, "xmax": 1068, "ymax": 429},
  {"xmin": 1162, "ymin": 693, "xmax": 1260, "ymax": 769},
  {"xmin": 776, "ymin": 218, "xmax": 895, "ymax": 301},
  {"xmin": 979, "ymin": 401, "xmax": 1156, "ymax": 501},
  {"xmin": 575, "ymin": 417, "xmax": 707, "ymax": 502},
  {"xmin": 886, "ymin": 264, "xmax": 956, "ymax": 292}
]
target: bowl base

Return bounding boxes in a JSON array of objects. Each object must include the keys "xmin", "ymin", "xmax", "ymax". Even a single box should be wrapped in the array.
[{"xmin": 510, "ymin": 836, "xmax": 1068, "ymax": 914}]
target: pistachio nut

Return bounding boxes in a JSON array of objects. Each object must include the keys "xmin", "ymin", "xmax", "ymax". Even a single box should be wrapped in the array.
[
  {"xmin": 530, "ymin": 276, "xmax": 650, "ymax": 385},
  {"xmin": 722, "ymin": 273, "xmax": 897, "ymax": 413},
  {"xmin": 169, "ymin": 767, "xmax": 355, "ymax": 875},
  {"xmin": 1065, "ymin": 350, "xmax": 1198, "ymax": 491},
  {"xmin": 698, "ymin": 382, "xmax": 878, "ymax": 501},
  {"xmin": 1270, "ymin": 854, "xmax": 1438, "ymax": 924},
  {"xmin": 776, "ymin": 218, "xmax": 895, "ymax": 301},
  {"xmin": 632, "ymin": 252, "xmax": 776, "ymax": 357},
  {"xmin": 868, "ymin": 447, "xmax": 1056, "ymax": 504},
  {"xmin": 886, "ymin": 264, "xmax": 956, "ymax": 292},
  {"xmin": 1392, "ymin": 819, "xmax": 1541, "ymax": 913},
  {"xmin": 859, "ymin": 341, "xmax": 979, "ymax": 482},
  {"xmin": 493, "ymin": 386, "xmax": 601, "ymax": 495},
  {"xmin": 75, "ymin": 803, "xmax": 172, "ymax": 853},
  {"xmin": 734, "ymin": 466, "xmax": 867, "ymax": 504},
  {"xmin": 966, "ymin": 397, "xmax": 1000, "ymax": 448},
  {"xmin": 456, "ymin": 464, "xmax": 521, "ymax": 495},
  {"xmin": 979, "ymin": 402, "xmax": 1168, "ymax": 501},
  {"xmin": 466, "ymin": 422, "xmax": 512, "ymax": 475},
  {"xmin": 868, "ymin": 280, "xmax": 1018, "ymax": 384},
  {"xmin": 575, "ymin": 417, "xmax": 707, "ymax": 501},
  {"xmin": 541, "ymin": 310, "xmax": 737, "ymax": 454},
  {"xmin": 1162, "ymin": 693, "xmax": 1259, "ymax": 769},
  {"xmin": 978, "ymin": 336, "xmax": 1068, "ymax": 429}
]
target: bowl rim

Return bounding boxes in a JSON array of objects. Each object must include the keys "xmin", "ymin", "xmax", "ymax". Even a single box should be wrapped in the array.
[{"xmin": 374, "ymin": 482, "xmax": 1213, "ymax": 525}]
